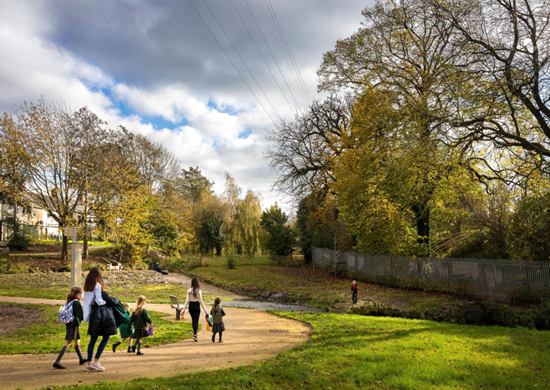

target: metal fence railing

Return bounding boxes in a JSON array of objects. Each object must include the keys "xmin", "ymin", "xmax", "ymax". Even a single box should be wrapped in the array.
[{"xmin": 312, "ymin": 246, "xmax": 550, "ymax": 303}]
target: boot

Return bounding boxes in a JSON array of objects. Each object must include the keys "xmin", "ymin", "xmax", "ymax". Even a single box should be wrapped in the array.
[{"xmin": 136, "ymin": 341, "xmax": 144, "ymax": 356}]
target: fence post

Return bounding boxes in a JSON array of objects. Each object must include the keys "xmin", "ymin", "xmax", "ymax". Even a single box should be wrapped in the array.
[
  {"xmin": 525, "ymin": 262, "xmax": 531, "ymax": 296},
  {"xmin": 481, "ymin": 260, "xmax": 488, "ymax": 301}
]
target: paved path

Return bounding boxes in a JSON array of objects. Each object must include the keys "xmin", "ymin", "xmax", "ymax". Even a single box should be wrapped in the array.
[{"xmin": 0, "ymin": 296, "xmax": 310, "ymax": 389}]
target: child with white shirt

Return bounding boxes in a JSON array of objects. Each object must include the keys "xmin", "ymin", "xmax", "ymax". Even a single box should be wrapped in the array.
[
  {"xmin": 182, "ymin": 277, "xmax": 208, "ymax": 342},
  {"xmin": 82, "ymin": 266, "xmax": 117, "ymax": 372}
]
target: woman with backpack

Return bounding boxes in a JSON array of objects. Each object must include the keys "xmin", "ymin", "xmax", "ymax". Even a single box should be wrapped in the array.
[
  {"xmin": 83, "ymin": 266, "xmax": 117, "ymax": 372},
  {"xmin": 182, "ymin": 277, "xmax": 208, "ymax": 342},
  {"xmin": 53, "ymin": 286, "xmax": 87, "ymax": 369}
]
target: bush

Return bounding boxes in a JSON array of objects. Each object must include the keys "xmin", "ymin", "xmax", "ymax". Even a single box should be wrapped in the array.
[
  {"xmin": 226, "ymin": 255, "xmax": 236, "ymax": 269},
  {"xmin": 7, "ymin": 231, "xmax": 32, "ymax": 251}
]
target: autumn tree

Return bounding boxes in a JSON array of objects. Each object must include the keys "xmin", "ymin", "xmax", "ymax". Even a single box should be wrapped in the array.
[{"xmin": 260, "ymin": 204, "xmax": 295, "ymax": 256}]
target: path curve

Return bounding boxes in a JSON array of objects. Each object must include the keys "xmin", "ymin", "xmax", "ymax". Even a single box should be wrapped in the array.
[{"xmin": 0, "ymin": 296, "xmax": 310, "ymax": 390}]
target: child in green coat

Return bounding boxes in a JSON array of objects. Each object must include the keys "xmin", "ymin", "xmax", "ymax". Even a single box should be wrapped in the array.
[
  {"xmin": 210, "ymin": 297, "xmax": 226, "ymax": 343},
  {"xmin": 130, "ymin": 295, "xmax": 152, "ymax": 356},
  {"xmin": 112, "ymin": 303, "xmax": 134, "ymax": 353}
]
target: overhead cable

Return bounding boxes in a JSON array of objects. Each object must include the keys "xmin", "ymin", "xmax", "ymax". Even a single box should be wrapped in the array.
[
  {"xmin": 244, "ymin": 0, "xmax": 301, "ymax": 110},
  {"xmin": 186, "ymin": 0, "xmax": 277, "ymax": 125},
  {"xmin": 200, "ymin": 0, "xmax": 284, "ymax": 122},
  {"xmin": 230, "ymin": 0, "xmax": 297, "ymax": 115},
  {"xmin": 266, "ymin": 0, "xmax": 313, "ymax": 104}
]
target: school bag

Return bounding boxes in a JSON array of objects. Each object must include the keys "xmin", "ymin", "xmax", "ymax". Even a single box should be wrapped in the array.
[{"xmin": 58, "ymin": 300, "xmax": 78, "ymax": 324}]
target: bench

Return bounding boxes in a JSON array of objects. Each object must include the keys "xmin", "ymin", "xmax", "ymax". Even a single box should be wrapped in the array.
[{"xmin": 170, "ymin": 295, "xmax": 185, "ymax": 320}]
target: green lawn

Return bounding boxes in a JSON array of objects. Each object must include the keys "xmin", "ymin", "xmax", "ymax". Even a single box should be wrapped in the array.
[
  {"xmin": 0, "ymin": 274, "xmax": 231, "ymax": 305},
  {"xmin": 48, "ymin": 311, "xmax": 550, "ymax": 389},
  {"xmin": 191, "ymin": 265, "xmax": 458, "ymax": 312},
  {"xmin": 0, "ymin": 303, "xmax": 193, "ymax": 355}
]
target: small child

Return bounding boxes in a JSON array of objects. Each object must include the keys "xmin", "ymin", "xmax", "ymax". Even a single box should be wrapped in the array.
[
  {"xmin": 53, "ymin": 287, "xmax": 87, "ymax": 369},
  {"xmin": 210, "ymin": 297, "xmax": 226, "ymax": 343},
  {"xmin": 112, "ymin": 303, "xmax": 134, "ymax": 353},
  {"xmin": 130, "ymin": 295, "xmax": 152, "ymax": 356},
  {"xmin": 351, "ymin": 280, "xmax": 358, "ymax": 304}
]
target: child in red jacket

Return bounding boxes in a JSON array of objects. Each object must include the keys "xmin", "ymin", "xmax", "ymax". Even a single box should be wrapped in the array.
[{"xmin": 351, "ymin": 280, "xmax": 358, "ymax": 304}]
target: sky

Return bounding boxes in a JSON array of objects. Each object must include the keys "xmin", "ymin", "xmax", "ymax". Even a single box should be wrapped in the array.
[{"xmin": 0, "ymin": 0, "xmax": 370, "ymax": 211}]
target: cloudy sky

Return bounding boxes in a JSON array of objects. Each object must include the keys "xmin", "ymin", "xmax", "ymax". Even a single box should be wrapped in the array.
[{"xmin": 0, "ymin": 0, "xmax": 370, "ymax": 211}]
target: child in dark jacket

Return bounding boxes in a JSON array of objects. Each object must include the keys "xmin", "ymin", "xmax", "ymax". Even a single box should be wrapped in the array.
[
  {"xmin": 351, "ymin": 280, "xmax": 358, "ymax": 304},
  {"xmin": 210, "ymin": 297, "xmax": 226, "ymax": 343},
  {"xmin": 112, "ymin": 303, "xmax": 134, "ymax": 353},
  {"xmin": 53, "ymin": 287, "xmax": 86, "ymax": 369},
  {"xmin": 130, "ymin": 295, "xmax": 152, "ymax": 356}
]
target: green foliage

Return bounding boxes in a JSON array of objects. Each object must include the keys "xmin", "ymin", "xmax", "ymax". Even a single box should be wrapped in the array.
[
  {"xmin": 260, "ymin": 204, "xmax": 295, "ymax": 256},
  {"xmin": 226, "ymin": 255, "xmax": 236, "ymax": 269},
  {"xmin": 508, "ymin": 192, "xmax": 550, "ymax": 261}
]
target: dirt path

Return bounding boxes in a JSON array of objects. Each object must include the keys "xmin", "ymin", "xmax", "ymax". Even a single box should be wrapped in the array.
[{"xmin": 0, "ymin": 296, "xmax": 310, "ymax": 390}]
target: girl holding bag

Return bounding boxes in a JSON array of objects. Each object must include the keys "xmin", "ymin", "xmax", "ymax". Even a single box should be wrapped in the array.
[
  {"xmin": 182, "ymin": 277, "xmax": 208, "ymax": 342},
  {"xmin": 83, "ymin": 266, "xmax": 117, "ymax": 372}
]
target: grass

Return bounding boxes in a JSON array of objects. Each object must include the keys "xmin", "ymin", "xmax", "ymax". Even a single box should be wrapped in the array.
[
  {"xmin": 0, "ymin": 303, "xmax": 193, "ymax": 355},
  {"xmin": 182, "ymin": 254, "xmax": 276, "ymax": 268},
  {"xmin": 33, "ymin": 239, "xmax": 114, "ymax": 247},
  {"xmin": 48, "ymin": 311, "xmax": 550, "ymax": 389},
  {"xmin": 190, "ymin": 264, "xmax": 458, "ymax": 312},
  {"xmin": 0, "ymin": 274, "xmax": 231, "ymax": 305}
]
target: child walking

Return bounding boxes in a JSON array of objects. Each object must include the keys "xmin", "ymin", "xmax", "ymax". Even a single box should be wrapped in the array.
[
  {"xmin": 351, "ymin": 280, "xmax": 358, "ymax": 304},
  {"xmin": 210, "ymin": 297, "xmax": 226, "ymax": 343},
  {"xmin": 53, "ymin": 287, "xmax": 87, "ymax": 369},
  {"xmin": 112, "ymin": 303, "xmax": 134, "ymax": 353},
  {"xmin": 130, "ymin": 296, "xmax": 152, "ymax": 356}
]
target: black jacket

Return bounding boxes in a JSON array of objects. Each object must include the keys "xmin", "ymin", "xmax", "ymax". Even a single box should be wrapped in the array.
[
  {"xmin": 87, "ymin": 292, "xmax": 118, "ymax": 337},
  {"xmin": 101, "ymin": 291, "xmax": 126, "ymax": 328}
]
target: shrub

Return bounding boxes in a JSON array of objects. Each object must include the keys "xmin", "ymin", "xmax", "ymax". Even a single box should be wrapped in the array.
[{"xmin": 226, "ymin": 255, "xmax": 236, "ymax": 269}]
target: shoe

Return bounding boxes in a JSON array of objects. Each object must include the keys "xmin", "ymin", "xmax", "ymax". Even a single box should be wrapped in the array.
[
  {"xmin": 193, "ymin": 335, "xmax": 198, "ymax": 342},
  {"xmin": 112, "ymin": 344, "xmax": 117, "ymax": 353},
  {"xmin": 131, "ymin": 345, "xmax": 136, "ymax": 353},
  {"xmin": 79, "ymin": 358, "xmax": 87, "ymax": 365},
  {"xmin": 84, "ymin": 363, "xmax": 93, "ymax": 372},
  {"xmin": 127, "ymin": 346, "xmax": 133, "ymax": 353},
  {"xmin": 53, "ymin": 362, "xmax": 66, "ymax": 369},
  {"xmin": 212, "ymin": 334, "xmax": 215, "ymax": 343},
  {"xmin": 90, "ymin": 361, "xmax": 105, "ymax": 372},
  {"xmin": 137, "ymin": 351, "xmax": 144, "ymax": 356},
  {"xmin": 219, "ymin": 340, "xmax": 223, "ymax": 343}
]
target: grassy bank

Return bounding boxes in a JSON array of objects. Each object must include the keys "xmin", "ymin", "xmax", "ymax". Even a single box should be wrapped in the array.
[
  {"xmin": 190, "ymin": 265, "xmax": 460, "ymax": 311},
  {"xmin": 0, "ymin": 273, "xmax": 231, "ymax": 304},
  {"xmin": 0, "ymin": 303, "xmax": 193, "ymax": 355},
  {"xmin": 49, "ymin": 311, "xmax": 550, "ymax": 389}
]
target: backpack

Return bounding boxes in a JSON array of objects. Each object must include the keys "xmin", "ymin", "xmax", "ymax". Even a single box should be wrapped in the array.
[{"xmin": 58, "ymin": 300, "xmax": 77, "ymax": 324}]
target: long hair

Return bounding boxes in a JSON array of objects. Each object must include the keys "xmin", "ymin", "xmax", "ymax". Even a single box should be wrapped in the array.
[
  {"xmin": 191, "ymin": 277, "xmax": 200, "ymax": 298},
  {"xmin": 134, "ymin": 295, "xmax": 146, "ymax": 315},
  {"xmin": 66, "ymin": 286, "xmax": 83, "ymax": 303},
  {"xmin": 83, "ymin": 266, "xmax": 105, "ymax": 292}
]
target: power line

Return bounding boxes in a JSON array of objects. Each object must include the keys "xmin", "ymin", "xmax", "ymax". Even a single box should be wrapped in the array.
[
  {"xmin": 230, "ymin": 0, "xmax": 297, "ymax": 115},
  {"xmin": 200, "ymin": 0, "xmax": 284, "ymax": 122},
  {"xmin": 186, "ymin": 0, "xmax": 277, "ymax": 125},
  {"xmin": 244, "ymin": 0, "xmax": 301, "ymax": 110},
  {"xmin": 258, "ymin": 0, "xmax": 310, "ymax": 106},
  {"xmin": 266, "ymin": 0, "xmax": 313, "ymax": 104}
]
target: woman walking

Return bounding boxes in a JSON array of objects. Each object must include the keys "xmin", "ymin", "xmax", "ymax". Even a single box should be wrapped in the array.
[
  {"xmin": 182, "ymin": 277, "xmax": 208, "ymax": 342},
  {"xmin": 83, "ymin": 266, "xmax": 117, "ymax": 372}
]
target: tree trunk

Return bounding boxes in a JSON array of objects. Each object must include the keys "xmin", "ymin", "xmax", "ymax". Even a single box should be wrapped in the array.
[
  {"xmin": 413, "ymin": 203, "xmax": 430, "ymax": 251},
  {"xmin": 61, "ymin": 233, "xmax": 68, "ymax": 261}
]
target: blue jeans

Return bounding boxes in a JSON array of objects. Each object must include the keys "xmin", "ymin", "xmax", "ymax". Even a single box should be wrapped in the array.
[{"xmin": 87, "ymin": 335, "xmax": 110, "ymax": 361}]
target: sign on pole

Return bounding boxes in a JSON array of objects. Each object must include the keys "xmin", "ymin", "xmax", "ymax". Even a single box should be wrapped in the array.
[{"xmin": 65, "ymin": 228, "xmax": 81, "ymax": 287}]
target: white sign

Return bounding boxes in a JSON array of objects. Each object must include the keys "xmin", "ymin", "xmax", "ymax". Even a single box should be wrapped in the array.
[{"xmin": 65, "ymin": 228, "xmax": 76, "ymax": 236}]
